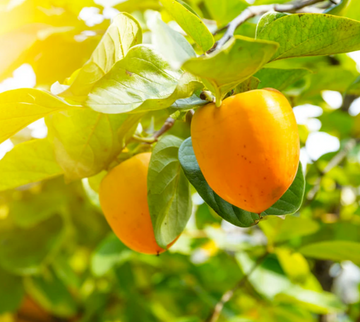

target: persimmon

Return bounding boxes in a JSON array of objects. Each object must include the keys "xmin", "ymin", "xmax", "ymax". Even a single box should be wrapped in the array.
[
  {"xmin": 99, "ymin": 152, "xmax": 177, "ymax": 255},
  {"xmin": 191, "ymin": 88, "xmax": 300, "ymax": 214}
]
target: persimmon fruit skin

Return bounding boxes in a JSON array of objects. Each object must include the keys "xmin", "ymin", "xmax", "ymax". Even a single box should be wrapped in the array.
[
  {"xmin": 191, "ymin": 88, "xmax": 300, "ymax": 214},
  {"xmin": 99, "ymin": 152, "xmax": 176, "ymax": 255}
]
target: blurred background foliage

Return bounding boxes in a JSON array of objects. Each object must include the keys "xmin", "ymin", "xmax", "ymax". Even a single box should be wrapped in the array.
[{"xmin": 1, "ymin": 0, "xmax": 360, "ymax": 321}]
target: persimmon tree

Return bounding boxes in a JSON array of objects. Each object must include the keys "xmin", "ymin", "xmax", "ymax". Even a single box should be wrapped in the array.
[{"xmin": 1, "ymin": 0, "xmax": 360, "ymax": 321}]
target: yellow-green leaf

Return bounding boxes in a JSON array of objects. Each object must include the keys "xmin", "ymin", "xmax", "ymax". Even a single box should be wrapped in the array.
[
  {"xmin": 0, "ymin": 88, "xmax": 72, "ymax": 144},
  {"xmin": 299, "ymin": 240, "xmax": 360, "ymax": 265},
  {"xmin": 160, "ymin": 0, "xmax": 214, "ymax": 52},
  {"xmin": 256, "ymin": 13, "xmax": 360, "ymax": 61},
  {"xmin": 60, "ymin": 13, "xmax": 142, "ymax": 100},
  {"xmin": 182, "ymin": 36, "xmax": 278, "ymax": 104},
  {"xmin": 0, "ymin": 139, "xmax": 63, "ymax": 192},
  {"xmin": 46, "ymin": 109, "xmax": 141, "ymax": 180}
]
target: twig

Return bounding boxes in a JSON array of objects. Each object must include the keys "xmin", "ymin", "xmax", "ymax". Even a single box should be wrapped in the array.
[
  {"xmin": 153, "ymin": 117, "xmax": 176, "ymax": 140},
  {"xmin": 306, "ymin": 139, "xmax": 357, "ymax": 202},
  {"xmin": 209, "ymin": 0, "xmax": 328, "ymax": 53},
  {"xmin": 132, "ymin": 117, "xmax": 176, "ymax": 144},
  {"xmin": 206, "ymin": 252, "xmax": 268, "ymax": 322}
]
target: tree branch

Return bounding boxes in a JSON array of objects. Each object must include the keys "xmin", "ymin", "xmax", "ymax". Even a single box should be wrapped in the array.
[
  {"xmin": 209, "ymin": 0, "xmax": 329, "ymax": 53},
  {"xmin": 206, "ymin": 252, "xmax": 268, "ymax": 322},
  {"xmin": 153, "ymin": 117, "xmax": 176, "ymax": 140},
  {"xmin": 132, "ymin": 117, "xmax": 176, "ymax": 144}
]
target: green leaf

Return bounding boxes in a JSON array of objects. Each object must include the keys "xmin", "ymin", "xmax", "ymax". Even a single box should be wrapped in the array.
[
  {"xmin": 170, "ymin": 95, "xmax": 208, "ymax": 110},
  {"xmin": 0, "ymin": 215, "xmax": 65, "ymax": 275},
  {"xmin": 255, "ymin": 68, "xmax": 311, "ymax": 91},
  {"xmin": 46, "ymin": 109, "xmax": 140, "ymax": 180},
  {"xmin": 233, "ymin": 77, "xmax": 260, "ymax": 94},
  {"xmin": 24, "ymin": 268, "xmax": 77, "ymax": 317},
  {"xmin": 159, "ymin": 0, "xmax": 214, "ymax": 52},
  {"xmin": 326, "ymin": 0, "xmax": 360, "ymax": 21},
  {"xmin": 87, "ymin": 45, "xmax": 203, "ymax": 114},
  {"xmin": 178, "ymin": 138, "xmax": 305, "ymax": 227},
  {"xmin": 276, "ymin": 287, "xmax": 346, "ymax": 314},
  {"xmin": 325, "ymin": 0, "xmax": 351, "ymax": 16},
  {"xmin": 60, "ymin": 13, "xmax": 142, "ymax": 100},
  {"xmin": 182, "ymin": 36, "xmax": 279, "ymax": 104},
  {"xmin": 91, "ymin": 233, "xmax": 128, "ymax": 277},
  {"xmin": 204, "ymin": 0, "xmax": 248, "ymax": 26},
  {"xmin": 300, "ymin": 66, "xmax": 357, "ymax": 99},
  {"xmin": 346, "ymin": 75, "xmax": 360, "ymax": 95},
  {"xmin": 147, "ymin": 11, "xmax": 196, "ymax": 69},
  {"xmin": 10, "ymin": 179, "xmax": 67, "ymax": 228},
  {"xmin": 113, "ymin": 0, "xmax": 161, "ymax": 12},
  {"xmin": 256, "ymin": 12, "xmax": 360, "ymax": 61},
  {"xmin": 0, "ymin": 267, "xmax": 24, "ymax": 314},
  {"xmin": 0, "ymin": 139, "xmax": 63, "ymax": 192},
  {"xmin": 299, "ymin": 240, "xmax": 360, "ymax": 264},
  {"xmin": 259, "ymin": 216, "xmax": 320, "ymax": 244},
  {"xmin": 0, "ymin": 88, "xmax": 72, "ymax": 144},
  {"xmin": 236, "ymin": 253, "xmax": 344, "ymax": 314},
  {"xmin": 148, "ymin": 135, "xmax": 192, "ymax": 248},
  {"xmin": 276, "ymin": 248, "xmax": 310, "ymax": 283}
]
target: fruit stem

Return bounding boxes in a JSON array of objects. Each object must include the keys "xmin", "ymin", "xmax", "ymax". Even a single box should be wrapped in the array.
[{"xmin": 215, "ymin": 97, "xmax": 222, "ymax": 107}]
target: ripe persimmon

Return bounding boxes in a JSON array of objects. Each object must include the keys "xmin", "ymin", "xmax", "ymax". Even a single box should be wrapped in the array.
[
  {"xmin": 99, "ymin": 153, "xmax": 177, "ymax": 255},
  {"xmin": 191, "ymin": 88, "xmax": 300, "ymax": 214}
]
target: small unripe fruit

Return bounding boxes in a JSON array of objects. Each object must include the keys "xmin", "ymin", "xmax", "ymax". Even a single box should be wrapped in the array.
[{"xmin": 191, "ymin": 88, "xmax": 300, "ymax": 213}]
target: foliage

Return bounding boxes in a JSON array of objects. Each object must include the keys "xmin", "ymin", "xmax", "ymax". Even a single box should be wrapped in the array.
[{"xmin": 1, "ymin": 0, "xmax": 360, "ymax": 321}]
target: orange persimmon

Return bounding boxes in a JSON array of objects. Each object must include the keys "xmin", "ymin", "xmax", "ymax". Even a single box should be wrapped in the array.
[
  {"xmin": 99, "ymin": 153, "xmax": 177, "ymax": 255},
  {"xmin": 191, "ymin": 88, "xmax": 300, "ymax": 214}
]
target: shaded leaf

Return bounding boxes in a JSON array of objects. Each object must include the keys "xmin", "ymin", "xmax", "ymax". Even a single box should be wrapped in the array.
[
  {"xmin": 0, "ymin": 267, "xmax": 24, "ymax": 314},
  {"xmin": 178, "ymin": 138, "xmax": 305, "ymax": 227},
  {"xmin": 148, "ymin": 135, "xmax": 192, "ymax": 248},
  {"xmin": 255, "ymin": 68, "xmax": 311, "ymax": 91},
  {"xmin": 256, "ymin": 12, "xmax": 360, "ymax": 61},
  {"xmin": 160, "ymin": 0, "xmax": 214, "ymax": 52},
  {"xmin": 24, "ymin": 269, "xmax": 77, "ymax": 317},
  {"xmin": 237, "ymin": 253, "xmax": 345, "ymax": 313},
  {"xmin": 0, "ymin": 139, "xmax": 63, "ymax": 192},
  {"xmin": 170, "ymin": 95, "xmax": 208, "ymax": 110},
  {"xmin": 346, "ymin": 75, "xmax": 360, "ymax": 95},
  {"xmin": 299, "ymin": 240, "xmax": 360, "ymax": 265},
  {"xmin": 91, "ymin": 233, "xmax": 128, "ymax": 277},
  {"xmin": 260, "ymin": 216, "xmax": 320, "ymax": 244},
  {"xmin": 0, "ymin": 88, "xmax": 72, "ymax": 144},
  {"xmin": 233, "ymin": 77, "xmax": 260, "ymax": 94},
  {"xmin": 276, "ymin": 288, "xmax": 346, "ymax": 314},
  {"xmin": 10, "ymin": 179, "xmax": 67, "ymax": 228},
  {"xmin": 0, "ymin": 215, "xmax": 65, "ymax": 275},
  {"xmin": 87, "ymin": 45, "xmax": 202, "ymax": 114},
  {"xmin": 182, "ymin": 36, "xmax": 278, "ymax": 104}
]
